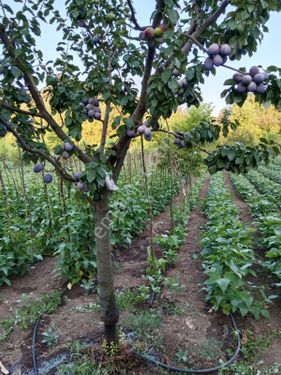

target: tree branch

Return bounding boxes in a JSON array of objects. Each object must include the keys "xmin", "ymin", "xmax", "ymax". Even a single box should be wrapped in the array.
[
  {"xmin": 193, "ymin": 0, "xmax": 201, "ymax": 17},
  {"xmin": 126, "ymin": 0, "xmax": 146, "ymax": 31},
  {"xmin": 112, "ymin": 0, "xmax": 166, "ymax": 179},
  {"xmin": 1, "ymin": 103, "xmax": 44, "ymax": 118},
  {"xmin": 0, "ymin": 25, "xmax": 92, "ymax": 165},
  {"xmin": 162, "ymin": 0, "xmax": 230, "ymax": 71},
  {"xmin": 100, "ymin": 49, "xmax": 115, "ymax": 151},
  {"xmin": 182, "ymin": 0, "xmax": 230, "ymax": 56},
  {"xmin": 184, "ymin": 33, "xmax": 208, "ymax": 54},
  {"xmin": 222, "ymin": 64, "xmax": 247, "ymax": 76},
  {"xmin": 100, "ymin": 103, "xmax": 111, "ymax": 151},
  {"xmin": 0, "ymin": 117, "xmax": 77, "ymax": 182}
]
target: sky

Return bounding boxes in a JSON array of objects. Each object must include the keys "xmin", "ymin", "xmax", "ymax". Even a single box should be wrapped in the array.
[{"xmin": 12, "ymin": 1, "xmax": 281, "ymax": 115}]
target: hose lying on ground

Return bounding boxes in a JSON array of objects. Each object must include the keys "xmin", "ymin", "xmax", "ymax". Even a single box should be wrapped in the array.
[
  {"xmin": 32, "ymin": 316, "xmax": 41, "ymax": 375},
  {"xmin": 133, "ymin": 315, "xmax": 241, "ymax": 373},
  {"xmin": 32, "ymin": 314, "xmax": 241, "ymax": 374}
]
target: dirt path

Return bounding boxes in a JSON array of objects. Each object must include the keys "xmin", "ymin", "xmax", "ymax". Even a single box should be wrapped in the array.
[
  {"xmin": 224, "ymin": 171, "xmax": 281, "ymax": 368},
  {"xmin": 224, "ymin": 171, "xmax": 253, "ymax": 225},
  {"xmin": 0, "ymin": 189, "xmax": 186, "ymax": 374},
  {"xmin": 113, "ymin": 187, "xmax": 188, "ymax": 290},
  {"xmin": 147, "ymin": 175, "xmax": 237, "ymax": 372}
]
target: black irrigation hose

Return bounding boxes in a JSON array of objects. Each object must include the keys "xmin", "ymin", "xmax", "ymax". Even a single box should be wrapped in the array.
[
  {"xmin": 32, "ymin": 316, "xmax": 41, "ymax": 375},
  {"xmin": 133, "ymin": 314, "xmax": 241, "ymax": 374},
  {"xmin": 32, "ymin": 314, "xmax": 241, "ymax": 375},
  {"xmin": 31, "ymin": 287, "xmax": 67, "ymax": 375}
]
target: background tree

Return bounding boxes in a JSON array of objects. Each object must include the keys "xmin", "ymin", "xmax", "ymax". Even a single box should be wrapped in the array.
[
  {"xmin": 218, "ymin": 97, "xmax": 281, "ymax": 145},
  {"xmin": 0, "ymin": 0, "xmax": 281, "ymax": 344}
]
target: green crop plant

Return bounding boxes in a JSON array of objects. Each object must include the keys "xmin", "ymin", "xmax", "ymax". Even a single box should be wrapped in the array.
[
  {"xmin": 1, "ymin": 0, "xmax": 281, "ymax": 345},
  {"xmin": 231, "ymin": 172, "xmax": 281, "ymax": 287},
  {"xmin": 201, "ymin": 173, "xmax": 270, "ymax": 318}
]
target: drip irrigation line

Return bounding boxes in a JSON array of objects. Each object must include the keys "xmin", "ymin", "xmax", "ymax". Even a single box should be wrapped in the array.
[
  {"xmin": 133, "ymin": 314, "xmax": 241, "ymax": 374},
  {"xmin": 32, "ymin": 312, "xmax": 240, "ymax": 375},
  {"xmin": 31, "ymin": 287, "xmax": 67, "ymax": 375},
  {"xmin": 32, "ymin": 316, "xmax": 41, "ymax": 375}
]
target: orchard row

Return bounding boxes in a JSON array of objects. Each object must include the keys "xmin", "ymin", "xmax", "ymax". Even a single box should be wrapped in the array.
[{"xmin": 0, "ymin": 161, "xmax": 179, "ymax": 286}]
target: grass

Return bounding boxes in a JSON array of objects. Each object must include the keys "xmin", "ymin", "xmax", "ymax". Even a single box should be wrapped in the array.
[
  {"xmin": 164, "ymin": 276, "xmax": 187, "ymax": 296},
  {"xmin": 0, "ymin": 290, "xmax": 62, "ymax": 341},
  {"xmin": 219, "ymin": 330, "xmax": 281, "ymax": 374},
  {"xmin": 116, "ymin": 288, "xmax": 146, "ymax": 311},
  {"xmin": 124, "ymin": 309, "xmax": 163, "ymax": 351}
]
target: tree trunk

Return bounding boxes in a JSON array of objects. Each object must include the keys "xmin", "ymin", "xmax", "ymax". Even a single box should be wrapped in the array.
[{"xmin": 94, "ymin": 190, "xmax": 119, "ymax": 344}]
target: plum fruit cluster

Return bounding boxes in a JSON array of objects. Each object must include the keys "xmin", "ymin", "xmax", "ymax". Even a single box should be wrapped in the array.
[
  {"xmin": 204, "ymin": 43, "xmax": 231, "ymax": 70},
  {"xmin": 233, "ymin": 66, "xmax": 269, "ymax": 94},
  {"xmin": 126, "ymin": 119, "xmax": 159, "ymax": 140},
  {"xmin": 82, "ymin": 97, "xmax": 101, "ymax": 121},
  {"xmin": 137, "ymin": 121, "xmax": 152, "ymax": 141},
  {"xmin": 61, "ymin": 141, "xmax": 74, "ymax": 160},
  {"xmin": 33, "ymin": 163, "xmax": 53, "ymax": 184},
  {"xmin": 139, "ymin": 24, "xmax": 167, "ymax": 44},
  {"xmin": 174, "ymin": 131, "xmax": 193, "ymax": 148},
  {"xmin": 74, "ymin": 172, "xmax": 89, "ymax": 193}
]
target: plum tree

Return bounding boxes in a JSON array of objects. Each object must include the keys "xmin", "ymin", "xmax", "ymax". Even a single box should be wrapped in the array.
[{"xmin": 0, "ymin": 0, "xmax": 281, "ymax": 345}]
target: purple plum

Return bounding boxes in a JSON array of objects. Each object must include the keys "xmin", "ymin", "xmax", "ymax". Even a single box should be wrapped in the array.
[
  {"xmin": 64, "ymin": 142, "xmax": 74, "ymax": 151},
  {"xmin": 247, "ymin": 81, "xmax": 257, "ymax": 92},
  {"xmin": 94, "ymin": 112, "xmax": 102, "ymax": 120},
  {"xmin": 253, "ymin": 73, "xmax": 266, "ymax": 84},
  {"xmin": 241, "ymin": 75, "xmax": 252, "ymax": 85},
  {"xmin": 89, "ymin": 97, "xmax": 99, "ymax": 107},
  {"xmin": 44, "ymin": 174, "xmax": 53, "ymax": 184},
  {"xmin": 220, "ymin": 44, "xmax": 231, "ymax": 56},
  {"xmin": 74, "ymin": 172, "xmax": 82, "ymax": 180},
  {"xmin": 207, "ymin": 43, "xmax": 220, "ymax": 56},
  {"xmin": 249, "ymin": 66, "xmax": 260, "ymax": 77},
  {"xmin": 126, "ymin": 129, "xmax": 136, "ymax": 138},
  {"xmin": 233, "ymin": 73, "xmax": 243, "ymax": 82},
  {"xmin": 204, "ymin": 57, "xmax": 214, "ymax": 70},
  {"xmin": 62, "ymin": 151, "xmax": 70, "ymax": 159},
  {"xmin": 213, "ymin": 55, "xmax": 223, "ymax": 67},
  {"xmin": 33, "ymin": 163, "xmax": 44, "ymax": 173},
  {"xmin": 144, "ymin": 127, "xmax": 152, "ymax": 141},
  {"xmin": 236, "ymin": 83, "xmax": 247, "ymax": 93},
  {"xmin": 138, "ymin": 125, "xmax": 146, "ymax": 134},
  {"xmin": 256, "ymin": 84, "xmax": 267, "ymax": 94},
  {"xmin": 88, "ymin": 109, "xmax": 95, "ymax": 118}
]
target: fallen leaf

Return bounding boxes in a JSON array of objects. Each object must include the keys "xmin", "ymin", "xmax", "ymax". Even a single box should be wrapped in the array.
[{"xmin": 0, "ymin": 360, "xmax": 9, "ymax": 374}]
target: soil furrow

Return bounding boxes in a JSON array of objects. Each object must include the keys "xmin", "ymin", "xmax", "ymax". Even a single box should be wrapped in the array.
[{"xmin": 151, "ymin": 176, "xmax": 236, "ymax": 372}]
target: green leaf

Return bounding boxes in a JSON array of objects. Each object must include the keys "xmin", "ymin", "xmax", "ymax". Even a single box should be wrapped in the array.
[
  {"xmin": 112, "ymin": 116, "xmax": 122, "ymax": 130},
  {"xmin": 86, "ymin": 170, "xmax": 96, "ymax": 183},
  {"xmin": 161, "ymin": 69, "xmax": 171, "ymax": 84},
  {"xmin": 216, "ymin": 278, "xmax": 230, "ymax": 293},
  {"xmin": 11, "ymin": 66, "xmax": 22, "ymax": 79}
]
